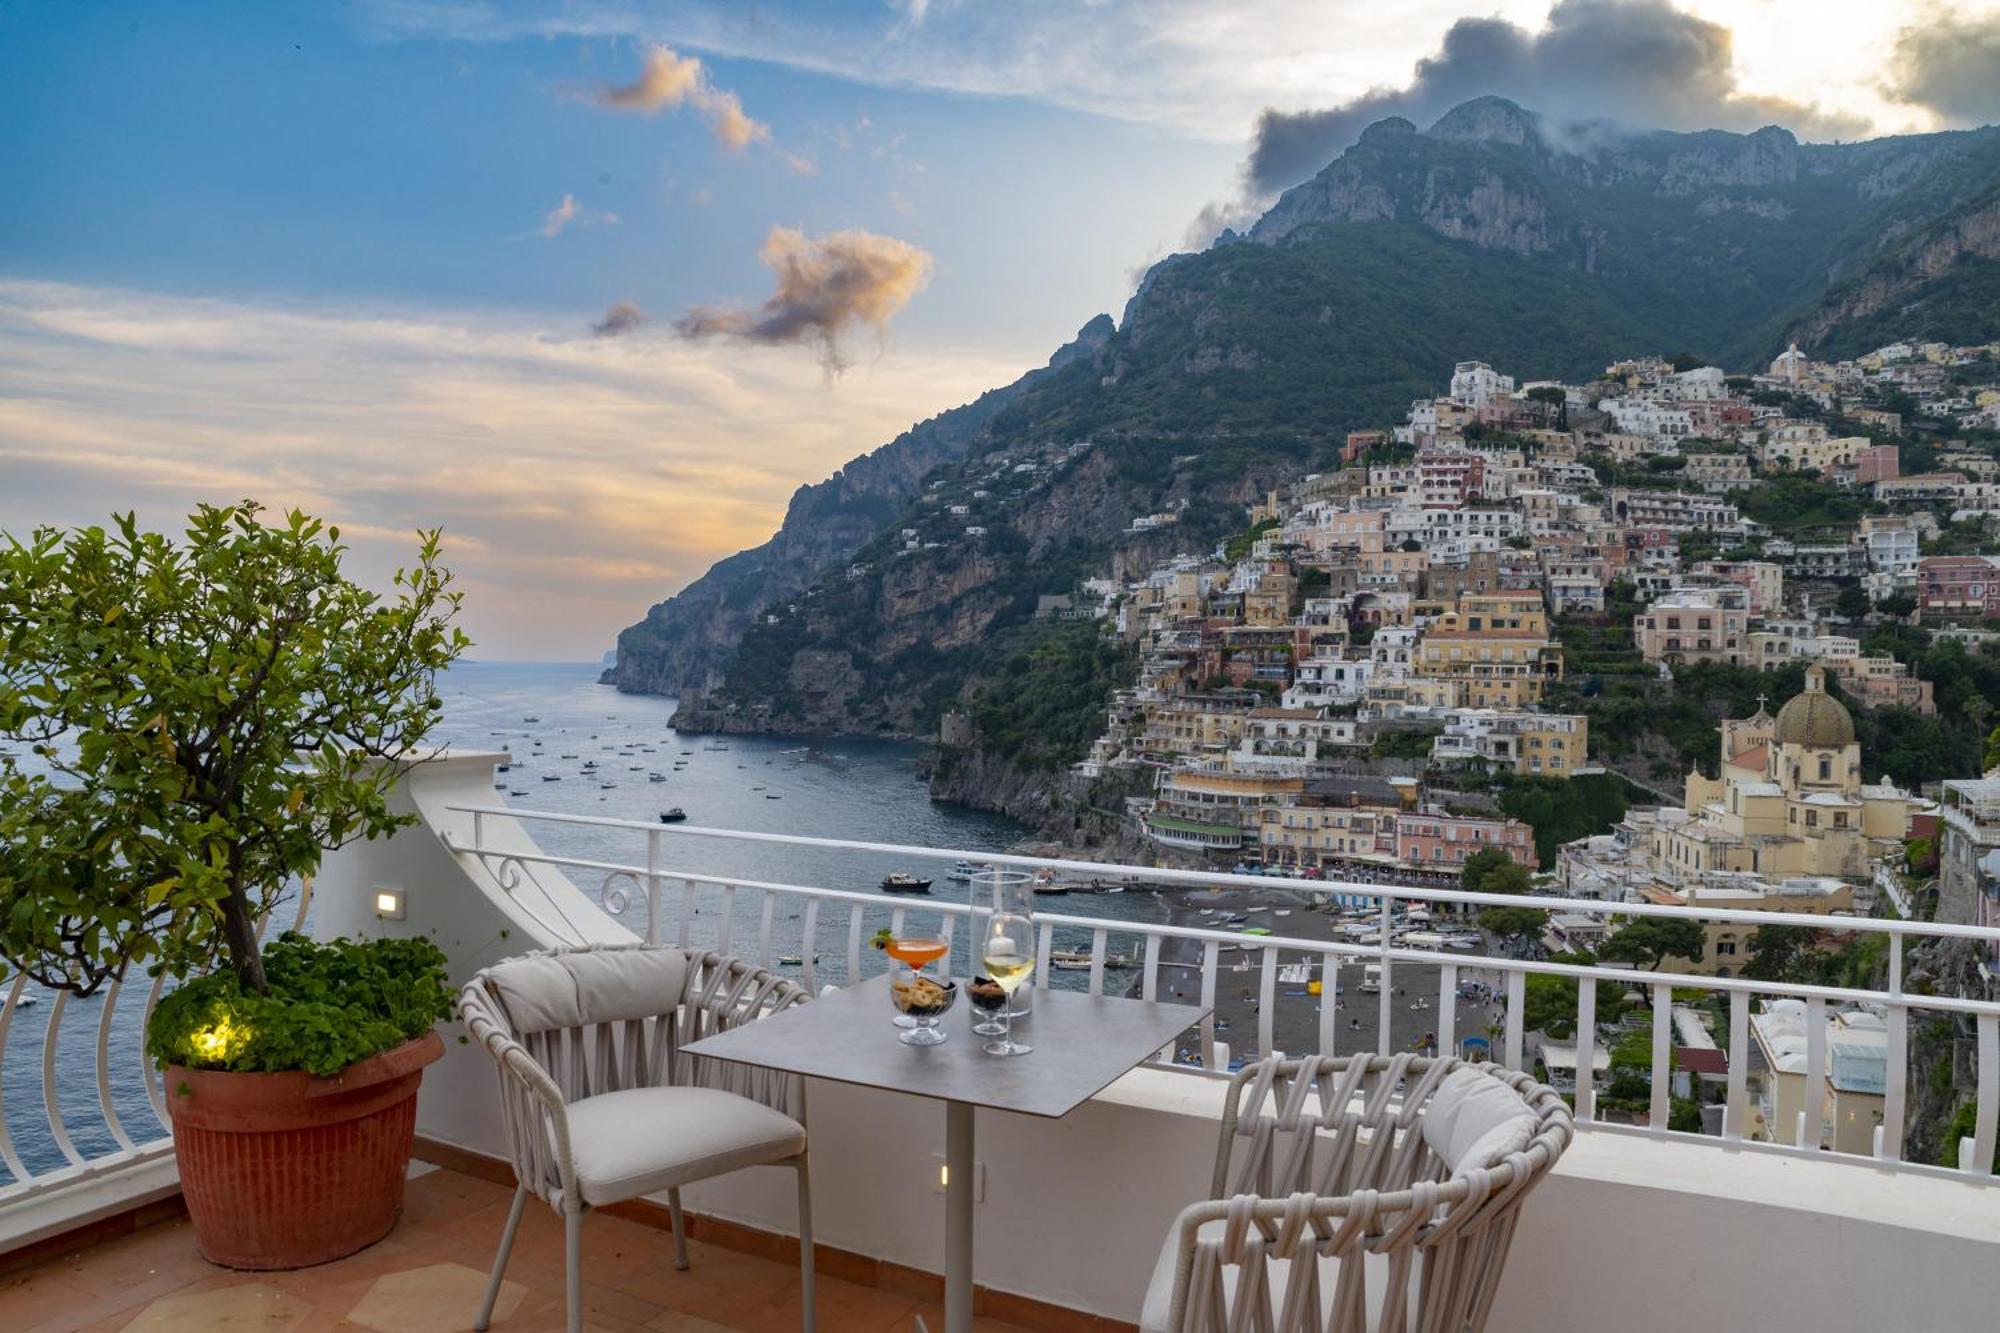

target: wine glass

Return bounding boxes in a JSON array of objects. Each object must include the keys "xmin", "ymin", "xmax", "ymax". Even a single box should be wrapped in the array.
[
  {"xmin": 981, "ymin": 913, "xmax": 1035, "ymax": 1056},
  {"xmin": 973, "ymin": 869, "xmax": 1036, "ymax": 1019}
]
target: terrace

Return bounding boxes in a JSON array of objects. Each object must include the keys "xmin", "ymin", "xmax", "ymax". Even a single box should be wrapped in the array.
[{"xmin": 2, "ymin": 751, "xmax": 1998, "ymax": 1331}]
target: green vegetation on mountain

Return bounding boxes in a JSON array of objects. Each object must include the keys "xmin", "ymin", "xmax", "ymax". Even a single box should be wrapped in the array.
[{"xmin": 614, "ymin": 99, "xmax": 2000, "ymax": 783}]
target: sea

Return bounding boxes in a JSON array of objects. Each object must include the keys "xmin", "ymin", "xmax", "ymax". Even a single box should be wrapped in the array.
[
  {"xmin": 1, "ymin": 660, "xmax": 1172, "ymax": 1178},
  {"xmin": 4, "ymin": 661, "xmax": 1476, "ymax": 1180}
]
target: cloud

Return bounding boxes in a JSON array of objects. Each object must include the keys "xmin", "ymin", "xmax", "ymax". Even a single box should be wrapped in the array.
[
  {"xmin": 1241, "ymin": 0, "xmax": 1873, "ymax": 198},
  {"xmin": 0, "ymin": 279, "xmax": 1030, "ymax": 658},
  {"xmin": 535, "ymin": 193, "xmax": 618, "ymax": 239},
  {"xmin": 593, "ymin": 43, "xmax": 774, "ymax": 153},
  {"xmin": 1884, "ymin": 7, "xmax": 2000, "ymax": 125},
  {"xmin": 673, "ymin": 227, "xmax": 934, "ymax": 372},
  {"xmin": 591, "ymin": 299, "xmax": 647, "ymax": 337}
]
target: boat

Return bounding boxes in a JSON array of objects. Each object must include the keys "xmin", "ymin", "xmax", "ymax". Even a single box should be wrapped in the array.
[
  {"xmin": 703, "ymin": 742, "xmax": 730, "ymax": 751},
  {"xmin": 945, "ymin": 859, "xmax": 983, "ymax": 882},
  {"xmin": 522, "ymin": 715, "xmax": 540, "ymax": 723},
  {"xmin": 648, "ymin": 773, "xmax": 667, "ymax": 783},
  {"xmin": 540, "ymin": 775, "xmax": 561, "ymax": 782},
  {"xmin": 1030, "ymin": 869, "xmax": 1069, "ymax": 895},
  {"xmin": 657, "ymin": 808, "xmax": 687, "ymax": 823},
  {"xmin": 880, "ymin": 873, "xmax": 933, "ymax": 894}
]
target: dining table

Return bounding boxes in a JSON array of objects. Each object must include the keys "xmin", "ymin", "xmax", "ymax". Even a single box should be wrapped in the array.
[{"xmin": 684, "ymin": 972, "xmax": 1210, "ymax": 1333}]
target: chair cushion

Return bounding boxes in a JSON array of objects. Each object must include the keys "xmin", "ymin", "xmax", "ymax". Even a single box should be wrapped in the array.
[
  {"xmin": 565, "ymin": 1085, "xmax": 805, "ymax": 1206},
  {"xmin": 486, "ymin": 948, "xmax": 690, "ymax": 1035},
  {"xmin": 1420, "ymin": 1066, "xmax": 1535, "ymax": 1176},
  {"xmin": 1140, "ymin": 1218, "xmax": 1419, "ymax": 1333}
]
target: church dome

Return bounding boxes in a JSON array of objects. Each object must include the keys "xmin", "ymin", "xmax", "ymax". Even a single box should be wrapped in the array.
[{"xmin": 1774, "ymin": 665, "xmax": 1854, "ymax": 749}]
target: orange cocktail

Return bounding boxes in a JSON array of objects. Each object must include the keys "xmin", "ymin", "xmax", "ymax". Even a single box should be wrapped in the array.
[{"xmin": 884, "ymin": 937, "xmax": 948, "ymax": 970}]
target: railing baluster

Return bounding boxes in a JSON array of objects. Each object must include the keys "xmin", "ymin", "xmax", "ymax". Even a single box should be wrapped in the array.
[
  {"xmin": 846, "ymin": 905, "xmax": 865, "ymax": 984},
  {"xmin": 0, "ymin": 975, "xmax": 34, "ymax": 1183},
  {"xmin": 1726, "ymin": 990, "xmax": 1749, "ymax": 1142},
  {"xmin": 1087, "ymin": 928, "xmax": 1109, "ymax": 998},
  {"xmin": 1504, "ymin": 970, "xmax": 1525, "ymax": 1071},
  {"xmin": 757, "ymin": 891, "xmax": 776, "ymax": 968},
  {"xmin": 40, "ymin": 992, "xmax": 85, "ymax": 1168},
  {"xmin": 1376, "ymin": 895, "xmax": 1393, "ymax": 1056},
  {"xmin": 1035, "ymin": 920, "xmax": 1054, "ymax": 991},
  {"xmin": 1574, "ymin": 972, "xmax": 1598, "ymax": 1125},
  {"xmin": 1436, "ymin": 963, "xmax": 1457, "ymax": 1057},
  {"xmin": 96, "ymin": 977, "xmax": 136, "ymax": 1152},
  {"xmin": 1318, "ymin": 952, "xmax": 1339, "ymax": 1060},
  {"xmin": 1880, "ymin": 1001, "xmax": 1908, "ymax": 1162},
  {"xmin": 1969, "ymin": 1012, "xmax": 1998, "ymax": 1177},
  {"xmin": 716, "ymin": 883, "xmax": 737, "ymax": 956},
  {"xmin": 1257, "ymin": 946, "xmax": 1277, "ymax": 1059},
  {"xmin": 142, "ymin": 972, "xmax": 169, "ymax": 1133},
  {"xmin": 1199, "ymin": 940, "xmax": 1220, "ymax": 1071},
  {"xmin": 1802, "ymin": 997, "xmax": 1827, "ymax": 1150},
  {"xmin": 645, "ymin": 830, "xmax": 662, "ymax": 946},
  {"xmin": 678, "ymin": 878, "xmax": 695, "ymax": 948},
  {"xmin": 1650, "ymin": 983, "xmax": 1672, "ymax": 1135},
  {"xmin": 1142, "ymin": 933, "xmax": 1162, "ymax": 1004},
  {"xmin": 801, "ymin": 899, "xmax": 822, "ymax": 994}
]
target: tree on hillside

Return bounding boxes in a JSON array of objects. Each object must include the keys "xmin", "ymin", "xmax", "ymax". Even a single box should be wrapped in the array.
[
  {"xmin": 1463, "ymin": 847, "xmax": 1544, "ymax": 951},
  {"xmin": 1743, "ymin": 924, "xmax": 1820, "ymax": 982},
  {"xmin": 1833, "ymin": 583, "xmax": 1871, "ymax": 620},
  {"xmin": 1597, "ymin": 918, "xmax": 1706, "ymax": 970}
]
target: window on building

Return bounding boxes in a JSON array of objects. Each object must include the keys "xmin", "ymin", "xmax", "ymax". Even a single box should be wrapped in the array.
[{"xmin": 1819, "ymin": 757, "xmax": 1832, "ymax": 781}]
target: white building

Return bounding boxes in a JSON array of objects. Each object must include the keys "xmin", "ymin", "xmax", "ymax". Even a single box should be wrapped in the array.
[{"xmin": 1450, "ymin": 361, "xmax": 1515, "ymax": 407}]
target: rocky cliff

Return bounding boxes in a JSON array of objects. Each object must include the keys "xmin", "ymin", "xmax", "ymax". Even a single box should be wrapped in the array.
[
  {"xmin": 603, "ymin": 315, "xmax": 1114, "ymax": 697},
  {"xmin": 607, "ymin": 98, "xmax": 2000, "ymax": 749}
]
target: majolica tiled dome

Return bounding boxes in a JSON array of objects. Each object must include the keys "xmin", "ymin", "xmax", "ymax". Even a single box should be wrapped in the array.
[{"xmin": 1774, "ymin": 666, "xmax": 1854, "ymax": 749}]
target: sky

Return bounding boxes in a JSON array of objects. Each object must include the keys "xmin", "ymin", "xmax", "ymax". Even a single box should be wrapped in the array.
[{"xmin": 4, "ymin": 1, "xmax": 1999, "ymax": 659}]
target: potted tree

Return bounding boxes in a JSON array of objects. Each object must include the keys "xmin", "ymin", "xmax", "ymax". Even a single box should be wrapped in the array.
[{"xmin": 0, "ymin": 502, "xmax": 468, "ymax": 1268}]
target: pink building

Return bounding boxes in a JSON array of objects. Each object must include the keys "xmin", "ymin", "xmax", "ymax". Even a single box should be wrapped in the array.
[
  {"xmin": 1918, "ymin": 555, "xmax": 2000, "ymax": 619},
  {"xmin": 1395, "ymin": 810, "xmax": 1537, "ymax": 871}
]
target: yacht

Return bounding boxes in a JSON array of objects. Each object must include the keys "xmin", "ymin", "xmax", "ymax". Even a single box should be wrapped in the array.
[
  {"xmin": 880, "ymin": 873, "xmax": 933, "ymax": 894},
  {"xmin": 945, "ymin": 859, "xmax": 984, "ymax": 882},
  {"xmin": 657, "ymin": 808, "xmax": 687, "ymax": 823}
]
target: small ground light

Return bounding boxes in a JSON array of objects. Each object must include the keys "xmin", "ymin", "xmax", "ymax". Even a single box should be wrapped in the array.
[{"xmin": 374, "ymin": 887, "xmax": 407, "ymax": 921}]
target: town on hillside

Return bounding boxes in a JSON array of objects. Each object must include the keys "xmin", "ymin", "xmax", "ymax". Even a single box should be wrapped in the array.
[{"xmin": 976, "ymin": 339, "xmax": 2000, "ymax": 1005}]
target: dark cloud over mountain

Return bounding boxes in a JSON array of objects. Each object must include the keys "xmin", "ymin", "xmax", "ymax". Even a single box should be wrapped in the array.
[
  {"xmin": 1884, "ymin": 8, "xmax": 2000, "ymax": 125},
  {"xmin": 1242, "ymin": 0, "xmax": 1868, "ymax": 199}
]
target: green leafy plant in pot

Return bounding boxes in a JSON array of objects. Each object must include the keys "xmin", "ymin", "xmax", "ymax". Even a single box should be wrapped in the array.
[{"xmin": 0, "ymin": 502, "xmax": 468, "ymax": 1269}]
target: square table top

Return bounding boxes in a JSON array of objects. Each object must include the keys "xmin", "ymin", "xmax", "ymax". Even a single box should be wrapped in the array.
[{"xmin": 683, "ymin": 974, "xmax": 1211, "ymax": 1120}]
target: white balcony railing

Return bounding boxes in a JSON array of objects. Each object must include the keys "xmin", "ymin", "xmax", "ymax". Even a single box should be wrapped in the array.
[
  {"xmin": 0, "ymin": 888, "xmax": 313, "ymax": 1247},
  {"xmin": 439, "ymin": 802, "xmax": 2000, "ymax": 1188},
  {"xmin": 4, "ymin": 763, "xmax": 1998, "ymax": 1270}
]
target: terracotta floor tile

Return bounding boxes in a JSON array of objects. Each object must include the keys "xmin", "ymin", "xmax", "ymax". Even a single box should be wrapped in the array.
[
  {"xmin": 7, "ymin": 1265, "xmax": 113, "ymax": 1329},
  {"xmin": 619, "ymin": 1240, "xmax": 796, "ymax": 1325},
  {"xmin": 891, "ymin": 1307, "xmax": 1036, "ymax": 1333},
  {"xmin": 646, "ymin": 1312, "xmax": 748, "ymax": 1333},
  {"xmin": 732, "ymin": 1273, "xmax": 919, "ymax": 1333},
  {"xmin": 120, "ymin": 1279, "xmax": 311, "ymax": 1332},
  {"xmin": 344, "ymin": 1260, "xmax": 528, "ymax": 1333},
  {"xmin": 398, "ymin": 1170, "xmax": 515, "ymax": 1232}
]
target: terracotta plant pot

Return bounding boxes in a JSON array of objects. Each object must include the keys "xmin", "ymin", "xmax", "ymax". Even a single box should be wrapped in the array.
[{"xmin": 164, "ymin": 1029, "xmax": 444, "ymax": 1269}]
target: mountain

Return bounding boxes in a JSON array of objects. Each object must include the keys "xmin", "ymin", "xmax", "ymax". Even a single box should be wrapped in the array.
[
  {"xmin": 607, "ymin": 98, "xmax": 2000, "ymax": 753},
  {"xmin": 600, "ymin": 315, "xmax": 1113, "ymax": 696}
]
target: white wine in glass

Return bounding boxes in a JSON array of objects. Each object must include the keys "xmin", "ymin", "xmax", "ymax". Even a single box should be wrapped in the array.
[{"xmin": 981, "ymin": 914, "xmax": 1035, "ymax": 1056}]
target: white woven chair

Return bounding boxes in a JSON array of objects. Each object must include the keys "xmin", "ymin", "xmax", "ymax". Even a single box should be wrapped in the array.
[
  {"xmin": 1142, "ymin": 1053, "xmax": 1573, "ymax": 1333},
  {"xmin": 458, "ymin": 944, "xmax": 815, "ymax": 1333}
]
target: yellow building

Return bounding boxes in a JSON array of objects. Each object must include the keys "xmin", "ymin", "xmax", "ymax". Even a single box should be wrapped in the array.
[
  {"xmin": 1654, "ymin": 666, "xmax": 1916, "ymax": 885},
  {"xmin": 1412, "ymin": 593, "xmax": 1563, "ymax": 708}
]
